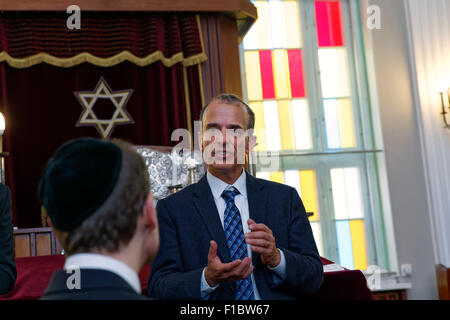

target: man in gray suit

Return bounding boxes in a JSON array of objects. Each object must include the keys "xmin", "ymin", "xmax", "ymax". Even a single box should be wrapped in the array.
[{"xmin": 148, "ymin": 94, "xmax": 323, "ymax": 300}]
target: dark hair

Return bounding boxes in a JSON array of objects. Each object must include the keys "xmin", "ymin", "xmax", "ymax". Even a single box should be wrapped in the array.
[
  {"xmin": 199, "ymin": 93, "xmax": 255, "ymax": 130},
  {"xmin": 57, "ymin": 139, "xmax": 150, "ymax": 255}
]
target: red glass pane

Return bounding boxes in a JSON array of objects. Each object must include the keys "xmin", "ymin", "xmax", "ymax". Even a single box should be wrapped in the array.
[
  {"xmin": 259, "ymin": 50, "xmax": 276, "ymax": 99},
  {"xmin": 315, "ymin": 1, "xmax": 344, "ymax": 47},
  {"xmin": 287, "ymin": 49, "xmax": 306, "ymax": 98}
]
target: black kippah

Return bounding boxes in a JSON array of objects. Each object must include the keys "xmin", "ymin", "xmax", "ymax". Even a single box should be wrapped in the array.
[{"xmin": 38, "ymin": 138, "xmax": 122, "ymax": 231}]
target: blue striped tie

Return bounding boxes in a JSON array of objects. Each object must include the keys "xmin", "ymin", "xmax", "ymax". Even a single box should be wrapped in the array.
[{"xmin": 221, "ymin": 186, "xmax": 255, "ymax": 300}]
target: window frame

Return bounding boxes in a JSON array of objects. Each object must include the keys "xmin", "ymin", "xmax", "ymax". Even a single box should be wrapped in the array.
[{"xmin": 239, "ymin": 0, "xmax": 390, "ymax": 271}]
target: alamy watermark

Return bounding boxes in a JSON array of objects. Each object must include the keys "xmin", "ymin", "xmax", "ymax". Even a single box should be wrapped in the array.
[
  {"xmin": 367, "ymin": 5, "xmax": 381, "ymax": 30},
  {"xmin": 365, "ymin": 264, "xmax": 381, "ymax": 290},
  {"xmin": 171, "ymin": 120, "xmax": 280, "ymax": 171},
  {"xmin": 66, "ymin": 265, "xmax": 81, "ymax": 290},
  {"xmin": 66, "ymin": 5, "xmax": 81, "ymax": 30}
]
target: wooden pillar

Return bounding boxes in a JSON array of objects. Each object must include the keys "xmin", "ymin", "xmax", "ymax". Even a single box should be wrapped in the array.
[{"xmin": 219, "ymin": 14, "xmax": 242, "ymax": 98}]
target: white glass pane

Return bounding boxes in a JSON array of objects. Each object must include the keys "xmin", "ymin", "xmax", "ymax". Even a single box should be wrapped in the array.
[
  {"xmin": 318, "ymin": 48, "xmax": 351, "ymax": 98},
  {"xmin": 345, "ymin": 168, "xmax": 364, "ymax": 219},
  {"xmin": 253, "ymin": 1, "xmax": 272, "ymax": 49},
  {"xmin": 336, "ymin": 220, "xmax": 354, "ymax": 269},
  {"xmin": 256, "ymin": 171, "xmax": 271, "ymax": 181},
  {"xmin": 324, "ymin": 99, "xmax": 341, "ymax": 148},
  {"xmin": 243, "ymin": 22, "xmax": 258, "ymax": 50},
  {"xmin": 283, "ymin": 170, "xmax": 302, "ymax": 198},
  {"xmin": 311, "ymin": 222, "xmax": 323, "ymax": 257},
  {"xmin": 269, "ymin": 0, "xmax": 287, "ymax": 49},
  {"xmin": 263, "ymin": 100, "xmax": 282, "ymax": 151},
  {"xmin": 283, "ymin": 0, "xmax": 302, "ymax": 48},
  {"xmin": 291, "ymin": 99, "xmax": 312, "ymax": 150},
  {"xmin": 331, "ymin": 168, "xmax": 349, "ymax": 220}
]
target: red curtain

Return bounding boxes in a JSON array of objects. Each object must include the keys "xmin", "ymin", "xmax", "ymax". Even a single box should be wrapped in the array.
[
  {"xmin": 0, "ymin": 12, "xmax": 205, "ymax": 227},
  {"xmin": 0, "ymin": 12, "xmax": 203, "ymax": 60}
]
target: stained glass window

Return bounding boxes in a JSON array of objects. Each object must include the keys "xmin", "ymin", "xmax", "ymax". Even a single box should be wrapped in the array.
[
  {"xmin": 243, "ymin": 0, "xmax": 312, "ymax": 153},
  {"xmin": 242, "ymin": 0, "xmax": 387, "ymax": 272},
  {"xmin": 256, "ymin": 169, "xmax": 323, "ymax": 255},
  {"xmin": 331, "ymin": 167, "xmax": 368, "ymax": 270},
  {"xmin": 315, "ymin": 0, "xmax": 344, "ymax": 47}
]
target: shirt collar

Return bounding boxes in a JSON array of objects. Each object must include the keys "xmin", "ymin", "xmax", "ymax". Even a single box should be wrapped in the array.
[
  {"xmin": 64, "ymin": 253, "xmax": 141, "ymax": 294},
  {"xmin": 206, "ymin": 169, "xmax": 247, "ymax": 201}
]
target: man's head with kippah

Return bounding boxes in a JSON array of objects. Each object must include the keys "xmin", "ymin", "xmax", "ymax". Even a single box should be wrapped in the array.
[{"xmin": 38, "ymin": 137, "xmax": 159, "ymax": 269}]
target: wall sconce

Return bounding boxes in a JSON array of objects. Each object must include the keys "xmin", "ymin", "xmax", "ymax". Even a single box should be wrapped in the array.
[{"xmin": 439, "ymin": 89, "xmax": 450, "ymax": 129}]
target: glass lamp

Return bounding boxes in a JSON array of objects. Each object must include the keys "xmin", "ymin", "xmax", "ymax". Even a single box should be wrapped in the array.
[
  {"xmin": 0, "ymin": 111, "xmax": 5, "ymax": 184},
  {"xmin": 0, "ymin": 111, "xmax": 4, "ymax": 136}
]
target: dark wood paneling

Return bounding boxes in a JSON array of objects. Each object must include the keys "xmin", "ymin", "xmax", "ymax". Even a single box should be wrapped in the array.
[
  {"xmin": 436, "ymin": 264, "xmax": 450, "ymax": 300},
  {"xmin": 219, "ymin": 14, "xmax": 242, "ymax": 98},
  {"xmin": 36, "ymin": 233, "xmax": 51, "ymax": 256},
  {"xmin": 200, "ymin": 14, "xmax": 225, "ymax": 104},
  {"xmin": 14, "ymin": 234, "xmax": 30, "ymax": 258},
  {"xmin": 0, "ymin": 0, "xmax": 257, "ymax": 14}
]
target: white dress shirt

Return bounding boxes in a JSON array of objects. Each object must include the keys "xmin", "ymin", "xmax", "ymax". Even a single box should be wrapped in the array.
[
  {"xmin": 201, "ymin": 169, "xmax": 286, "ymax": 299},
  {"xmin": 64, "ymin": 253, "xmax": 141, "ymax": 294}
]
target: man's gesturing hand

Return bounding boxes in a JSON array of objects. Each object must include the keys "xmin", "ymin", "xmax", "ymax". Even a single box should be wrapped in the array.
[
  {"xmin": 204, "ymin": 240, "xmax": 254, "ymax": 287},
  {"xmin": 244, "ymin": 218, "xmax": 281, "ymax": 268}
]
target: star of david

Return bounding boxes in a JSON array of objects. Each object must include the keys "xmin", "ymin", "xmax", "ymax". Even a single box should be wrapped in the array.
[{"xmin": 74, "ymin": 77, "xmax": 134, "ymax": 138}]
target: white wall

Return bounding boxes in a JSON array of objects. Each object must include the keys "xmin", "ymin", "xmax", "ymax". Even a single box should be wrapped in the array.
[
  {"xmin": 405, "ymin": 0, "xmax": 450, "ymax": 269},
  {"xmin": 363, "ymin": 0, "xmax": 439, "ymax": 299}
]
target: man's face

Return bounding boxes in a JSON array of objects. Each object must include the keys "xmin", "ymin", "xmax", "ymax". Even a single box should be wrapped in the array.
[{"xmin": 201, "ymin": 101, "xmax": 250, "ymax": 172}]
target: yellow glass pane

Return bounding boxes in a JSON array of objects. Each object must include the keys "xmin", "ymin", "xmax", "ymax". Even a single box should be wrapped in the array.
[
  {"xmin": 350, "ymin": 220, "xmax": 368, "ymax": 270},
  {"xmin": 338, "ymin": 99, "xmax": 356, "ymax": 148},
  {"xmin": 272, "ymin": 49, "xmax": 291, "ymax": 99},
  {"xmin": 244, "ymin": 51, "xmax": 263, "ymax": 101},
  {"xmin": 270, "ymin": 171, "xmax": 284, "ymax": 184},
  {"xmin": 254, "ymin": 1, "xmax": 272, "ymax": 49},
  {"xmin": 277, "ymin": 100, "xmax": 295, "ymax": 150},
  {"xmin": 284, "ymin": 1, "xmax": 302, "ymax": 48},
  {"xmin": 250, "ymin": 102, "xmax": 267, "ymax": 152},
  {"xmin": 299, "ymin": 170, "xmax": 320, "ymax": 221}
]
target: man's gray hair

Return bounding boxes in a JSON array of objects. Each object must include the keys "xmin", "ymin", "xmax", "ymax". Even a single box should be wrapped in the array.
[{"xmin": 199, "ymin": 93, "xmax": 255, "ymax": 130}]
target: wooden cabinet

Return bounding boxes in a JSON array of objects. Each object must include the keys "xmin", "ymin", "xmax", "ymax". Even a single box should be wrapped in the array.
[
  {"xmin": 372, "ymin": 289, "xmax": 407, "ymax": 300},
  {"xmin": 436, "ymin": 264, "xmax": 450, "ymax": 300}
]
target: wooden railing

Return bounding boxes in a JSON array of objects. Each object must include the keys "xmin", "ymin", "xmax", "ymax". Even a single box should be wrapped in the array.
[{"xmin": 13, "ymin": 227, "xmax": 63, "ymax": 258}]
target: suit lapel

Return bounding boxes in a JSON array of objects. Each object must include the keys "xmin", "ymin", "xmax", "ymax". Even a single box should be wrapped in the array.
[
  {"xmin": 245, "ymin": 172, "xmax": 268, "ymax": 266},
  {"xmin": 192, "ymin": 172, "xmax": 267, "ymax": 266},
  {"xmin": 193, "ymin": 176, "xmax": 231, "ymax": 263}
]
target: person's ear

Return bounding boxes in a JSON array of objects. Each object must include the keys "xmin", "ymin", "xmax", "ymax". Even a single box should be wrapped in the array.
[
  {"xmin": 46, "ymin": 216, "xmax": 62, "ymax": 241},
  {"xmin": 46, "ymin": 216, "xmax": 53, "ymax": 228},
  {"xmin": 143, "ymin": 194, "xmax": 157, "ymax": 232}
]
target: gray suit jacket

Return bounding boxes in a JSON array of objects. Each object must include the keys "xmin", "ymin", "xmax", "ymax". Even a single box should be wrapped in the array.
[{"xmin": 148, "ymin": 171, "xmax": 323, "ymax": 300}]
